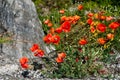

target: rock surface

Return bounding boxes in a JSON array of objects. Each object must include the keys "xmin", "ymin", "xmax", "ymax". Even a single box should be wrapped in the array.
[
  {"xmin": 0, "ymin": 0, "xmax": 49, "ymax": 58},
  {"xmin": 0, "ymin": 54, "xmax": 119, "ymax": 80}
]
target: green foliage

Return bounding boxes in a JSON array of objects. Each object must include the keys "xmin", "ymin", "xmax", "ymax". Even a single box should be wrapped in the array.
[
  {"xmin": 32, "ymin": 0, "xmax": 72, "ymax": 16},
  {"xmin": 49, "ymin": 47, "xmax": 103, "ymax": 78},
  {"xmin": 32, "ymin": 0, "xmax": 120, "ymax": 79},
  {"xmin": 88, "ymin": 0, "xmax": 120, "ymax": 6}
]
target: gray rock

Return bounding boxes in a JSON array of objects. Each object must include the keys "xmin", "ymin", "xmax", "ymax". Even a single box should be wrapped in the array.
[
  {"xmin": 0, "ymin": 64, "xmax": 19, "ymax": 75},
  {"xmin": 0, "ymin": 0, "xmax": 50, "ymax": 58}
]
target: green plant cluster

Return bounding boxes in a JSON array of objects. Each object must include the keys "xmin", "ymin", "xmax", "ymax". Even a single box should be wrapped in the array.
[
  {"xmin": 32, "ymin": 0, "xmax": 72, "ymax": 15},
  {"xmin": 33, "ymin": 0, "xmax": 120, "ymax": 79}
]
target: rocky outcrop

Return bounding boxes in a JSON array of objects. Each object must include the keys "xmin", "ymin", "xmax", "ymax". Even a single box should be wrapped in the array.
[{"xmin": 0, "ymin": 0, "xmax": 50, "ymax": 58}]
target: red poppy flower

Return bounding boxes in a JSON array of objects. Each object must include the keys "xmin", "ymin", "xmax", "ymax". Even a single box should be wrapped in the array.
[
  {"xmin": 50, "ymin": 28, "xmax": 55, "ymax": 34},
  {"xmin": 59, "ymin": 10, "xmax": 65, "ymax": 14},
  {"xmin": 19, "ymin": 57, "xmax": 28, "ymax": 65},
  {"xmin": 109, "ymin": 22, "xmax": 119, "ymax": 30},
  {"xmin": 58, "ymin": 52, "xmax": 66, "ymax": 59},
  {"xmin": 30, "ymin": 44, "xmax": 39, "ymax": 52},
  {"xmin": 55, "ymin": 27, "xmax": 63, "ymax": 34},
  {"xmin": 87, "ymin": 12, "xmax": 94, "ymax": 17},
  {"xmin": 34, "ymin": 49, "xmax": 44, "ymax": 57},
  {"xmin": 44, "ymin": 19, "xmax": 50, "ymax": 24},
  {"xmin": 43, "ymin": 33, "xmax": 53, "ymax": 44},
  {"xmin": 19, "ymin": 57, "xmax": 29, "ymax": 69},
  {"xmin": 51, "ymin": 35, "xmax": 60, "ymax": 45},
  {"xmin": 87, "ymin": 18, "xmax": 93, "ymax": 25},
  {"xmin": 100, "ymin": 16, "xmax": 106, "ymax": 20},
  {"xmin": 56, "ymin": 52, "xmax": 66, "ymax": 63},
  {"xmin": 47, "ymin": 22, "xmax": 53, "ymax": 27},
  {"xmin": 61, "ymin": 21, "xmax": 71, "ymax": 32},
  {"xmin": 56, "ymin": 57, "xmax": 64, "ymax": 63},
  {"xmin": 21, "ymin": 63, "xmax": 29, "ymax": 69},
  {"xmin": 97, "ymin": 23, "xmax": 106, "ymax": 32},
  {"xmin": 97, "ymin": 38, "xmax": 106, "ymax": 45},
  {"xmin": 107, "ymin": 33, "xmax": 114, "ymax": 40},
  {"xmin": 61, "ymin": 16, "xmax": 67, "ymax": 22},
  {"xmin": 73, "ymin": 15, "xmax": 80, "ymax": 21},
  {"xmin": 78, "ymin": 5, "xmax": 83, "ymax": 10},
  {"xmin": 106, "ymin": 16, "xmax": 113, "ymax": 21},
  {"xmin": 79, "ymin": 39, "xmax": 87, "ymax": 45}
]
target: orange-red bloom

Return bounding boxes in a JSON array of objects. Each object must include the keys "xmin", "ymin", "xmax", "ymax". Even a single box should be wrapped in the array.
[
  {"xmin": 61, "ymin": 21, "xmax": 71, "ymax": 32},
  {"xmin": 61, "ymin": 16, "xmax": 67, "ymax": 22},
  {"xmin": 50, "ymin": 28, "xmax": 55, "ymax": 34},
  {"xmin": 78, "ymin": 5, "xmax": 83, "ymax": 10},
  {"xmin": 44, "ymin": 19, "xmax": 50, "ymax": 24},
  {"xmin": 106, "ymin": 16, "xmax": 113, "ymax": 21},
  {"xmin": 109, "ymin": 22, "xmax": 120, "ymax": 30},
  {"xmin": 87, "ymin": 18, "xmax": 93, "ymax": 25},
  {"xmin": 87, "ymin": 12, "xmax": 94, "ymax": 17},
  {"xmin": 43, "ymin": 34, "xmax": 60, "ymax": 44},
  {"xmin": 58, "ymin": 52, "xmax": 66, "ymax": 59},
  {"xmin": 19, "ymin": 57, "xmax": 28, "ymax": 65},
  {"xmin": 59, "ymin": 10, "xmax": 65, "ymax": 14},
  {"xmin": 19, "ymin": 57, "xmax": 29, "ymax": 69},
  {"xmin": 97, "ymin": 38, "xmax": 106, "ymax": 45},
  {"xmin": 55, "ymin": 27, "xmax": 63, "ymax": 34},
  {"xmin": 47, "ymin": 22, "xmax": 53, "ymax": 27},
  {"xmin": 97, "ymin": 23, "xmax": 106, "ymax": 32},
  {"xmin": 60, "ymin": 15, "xmax": 80, "ymax": 25},
  {"xmin": 51, "ymin": 35, "xmax": 60, "ymax": 45},
  {"xmin": 34, "ymin": 49, "xmax": 44, "ymax": 57},
  {"xmin": 107, "ymin": 33, "xmax": 114, "ymax": 40},
  {"xmin": 100, "ymin": 15, "xmax": 106, "ymax": 20},
  {"xmin": 30, "ymin": 44, "xmax": 39, "ymax": 52},
  {"xmin": 73, "ymin": 15, "xmax": 80, "ymax": 21},
  {"xmin": 21, "ymin": 64, "xmax": 29, "ymax": 69},
  {"xmin": 56, "ymin": 57, "xmax": 64, "ymax": 63},
  {"xmin": 79, "ymin": 39, "xmax": 87, "ymax": 45},
  {"xmin": 43, "ymin": 33, "xmax": 53, "ymax": 44},
  {"xmin": 56, "ymin": 52, "xmax": 66, "ymax": 63}
]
